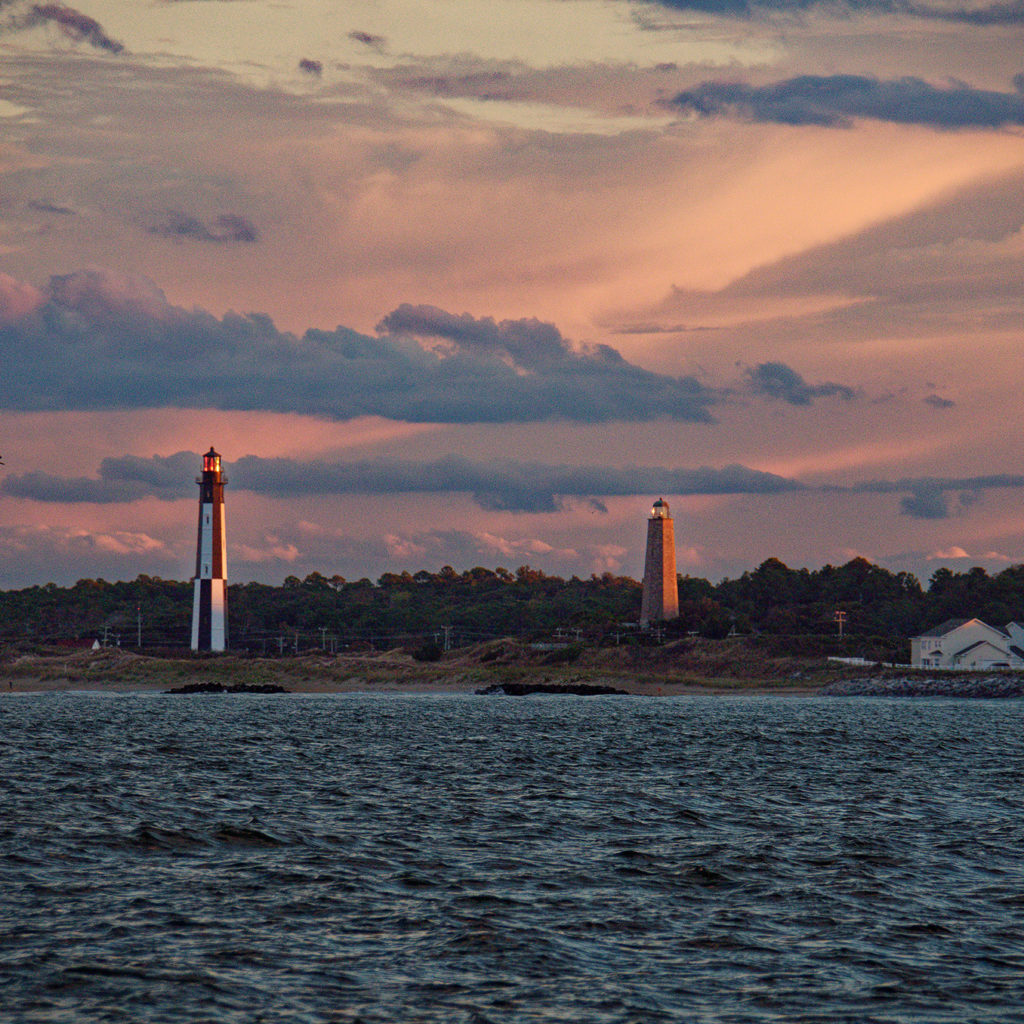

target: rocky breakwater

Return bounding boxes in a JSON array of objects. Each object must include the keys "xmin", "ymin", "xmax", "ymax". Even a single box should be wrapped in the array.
[
  {"xmin": 822, "ymin": 675, "xmax": 1024, "ymax": 698},
  {"xmin": 476, "ymin": 682, "xmax": 631, "ymax": 696},
  {"xmin": 165, "ymin": 682, "xmax": 291, "ymax": 694}
]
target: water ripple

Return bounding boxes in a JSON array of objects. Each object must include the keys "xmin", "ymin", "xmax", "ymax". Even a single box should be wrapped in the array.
[{"xmin": 3, "ymin": 692, "xmax": 1024, "ymax": 1022}]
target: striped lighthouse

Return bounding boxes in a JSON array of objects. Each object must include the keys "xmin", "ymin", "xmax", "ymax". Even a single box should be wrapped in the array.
[{"xmin": 191, "ymin": 447, "xmax": 228, "ymax": 651}]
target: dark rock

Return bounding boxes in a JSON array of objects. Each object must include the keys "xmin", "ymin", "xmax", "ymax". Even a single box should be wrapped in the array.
[
  {"xmin": 475, "ymin": 682, "xmax": 631, "ymax": 696},
  {"xmin": 164, "ymin": 682, "xmax": 290, "ymax": 694}
]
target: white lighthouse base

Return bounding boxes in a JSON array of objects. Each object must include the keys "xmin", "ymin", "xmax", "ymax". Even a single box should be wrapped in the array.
[{"xmin": 191, "ymin": 577, "xmax": 227, "ymax": 652}]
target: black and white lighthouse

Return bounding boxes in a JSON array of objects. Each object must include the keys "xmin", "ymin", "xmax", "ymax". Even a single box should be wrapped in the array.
[{"xmin": 191, "ymin": 447, "xmax": 228, "ymax": 651}]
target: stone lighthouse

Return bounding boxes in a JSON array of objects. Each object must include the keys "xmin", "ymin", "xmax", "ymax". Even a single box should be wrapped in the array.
[
  {"xmin": 191, "ymin": 447, "xmax": 228, "ymax": 651},
  {"xmin": 640, "ymin": 498, "xmax": 679, "ymax": 627}
]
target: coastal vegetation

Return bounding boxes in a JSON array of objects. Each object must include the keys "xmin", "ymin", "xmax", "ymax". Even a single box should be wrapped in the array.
[
  {"xmin": 7, "ymin": 556, "xmax": 1024, "ymax": 693},
  {"xmin": 1, "ymin": 556, "xmax": 1021, "ymax": 654},
  {"xmin": 0, "ymin": 635, "xmax": 868, "ymax": 694}
]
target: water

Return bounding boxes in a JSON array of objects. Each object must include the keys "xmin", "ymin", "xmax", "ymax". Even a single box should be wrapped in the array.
[{"xmin": 3, "ymin": 692, "xmax": 1024, "ymax": 1023}]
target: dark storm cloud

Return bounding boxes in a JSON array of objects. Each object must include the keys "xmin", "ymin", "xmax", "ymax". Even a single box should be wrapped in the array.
[
  {"xmin": 146, "ymin": 210, "xmax": 259, "ymax": 243},
  {"xmin": 0, "ymin": 269, "xmax": 717, "ymax": 424},
  {"xmin": 900, "ymin": 486, "xmax": 950, "ymax": 519},
  {"xmin": 2, "ymin": 472, "xmax": 144, "ymax": 504},
  {"xmin": 852, "ymin": 474, "xmax": 1024, "ymax": 518},
  {"xmin": 101, "ymin": 452, "xmax": 197, "ymax": 490},
  {"xmin": 744, "ymin": 362, "xmax": 857, "ymax": 405},
  {"xmin": 0, "ymin": 453, "xmax": 195, "ymax": 504},
  {"xmin": 376, "ymin": 303, "xmax": 718, "ymax": 421},
  {"xmin": 298, "ymin": 58, "xmax": 322, "ymax": 76},
  {"xmin": 672, "ymin": 75, "xmax": 1024, "ymax": 128},
  {"xmin": 379, "ymin": 304, "xmax": 578, "ymax": 368},
  {"xmin": 27, "ymin": 3, "xmax": 124, "ymax": 53},
  {"xmin": 1, "ymin": 452, "xmax": 803, "ymax": 511},
  {"xmin": 646, "ymin": 1, "xmax": 1024, "ymax": 24}
]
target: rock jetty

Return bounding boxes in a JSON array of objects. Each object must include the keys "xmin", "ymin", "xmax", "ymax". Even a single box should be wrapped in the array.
[
  {"xmin": 164, "ymin": 682, "xmax": 291, "ymax": 694},
  {"xmin": 821, "ymin": 675, "xmax": 1024, "ymax": 698},
  {"xmin": 476, "ymin": 682, "xmax": 631, "ymax": 696}
]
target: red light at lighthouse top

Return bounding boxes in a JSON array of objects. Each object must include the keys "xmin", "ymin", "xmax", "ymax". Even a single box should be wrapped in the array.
[{"xmin": 203, "ymin": 448, "xmax": 222, "ymax": 474}]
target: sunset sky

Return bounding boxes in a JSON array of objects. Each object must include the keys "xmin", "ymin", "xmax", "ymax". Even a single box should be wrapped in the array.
[{"xmin": 2, "ymin": 0, "xmax": 1024, "ymax": 587}]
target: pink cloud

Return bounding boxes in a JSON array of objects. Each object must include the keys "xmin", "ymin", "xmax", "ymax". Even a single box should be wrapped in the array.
[
  {"xmin": 46, "ymin": 267, "xmax": 175, "ymax": 323},
  {"xmin": 0, "ymin": 274, "xmax": 44, "ymax": 323},
  {"xmin": 927, "ymin": 546, "xmax": 970, "ymax": 560}
]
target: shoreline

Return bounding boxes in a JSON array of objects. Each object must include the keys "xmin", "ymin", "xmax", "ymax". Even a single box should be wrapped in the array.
[
  {"xmin": 5, "ymin": 641, "xmax": 1023, "ymax": 698},
  {"xmin": 0, "ymin": 640, "xmax": 838, "ymax": 697},
  {"xmin": 0, "ymin": 676, "xmax": 825, "ymax": 696}
]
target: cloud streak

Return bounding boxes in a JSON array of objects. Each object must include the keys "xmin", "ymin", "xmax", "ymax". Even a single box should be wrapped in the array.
[
  {"xmin": 26, "ymin": 4, "xmax": 125, "ymax": 53},
  {"xmin": 145, "ymin": 211, "xmax": 259, "ymax": 244},
  {"xmin": 647, "ymin": 1, "xmax": 1024, "ymax": 24},
  {"xmin": 349, "ymin": 30, "xmax": 386, "ymax": 48},
  {"xmin": 13, "ymin": 452, "xmax": 1024, "ymax": 520},
  {"xmin": 1, "ymin": 452, "xmax": 804, "ymax": 512},
  {"xmin": 673, "ymin": 75, "xmax": 1024, "ymax": 128},
  {"xmin": 744, "ymin": 362, "xmax": 857, "ymax": 405}
]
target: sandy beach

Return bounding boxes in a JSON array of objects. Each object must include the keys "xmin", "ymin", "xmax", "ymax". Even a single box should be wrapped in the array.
[{"xmin": 0, "ymin": 640, "xmax": 833, "ymax": 697}]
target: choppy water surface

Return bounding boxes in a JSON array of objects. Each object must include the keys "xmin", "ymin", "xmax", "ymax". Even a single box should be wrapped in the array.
[{"xmin": 3, "ymin": 693, "xmax": 1024, "ymax": 1023}]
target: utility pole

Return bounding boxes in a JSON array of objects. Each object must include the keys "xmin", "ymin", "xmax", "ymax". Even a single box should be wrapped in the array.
[
  {"xmin": 136, "ymin": 605, "xmax": 142, "ymax": 649},
  {"xmin": 834, "ymin": 610, "xmax": 847, "ymax": 638},
  {"xmin": 442, "ymin": 625, "xmax": 452, "ymax": 652},
  {"xmin": 320, "ymin": 626, "xmax": 327, "ymax": 651}
]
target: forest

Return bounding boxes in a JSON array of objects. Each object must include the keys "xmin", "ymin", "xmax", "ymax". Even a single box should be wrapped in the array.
[{"xmin": 3, "ymin": 557, "xmax": 1024, "ymax": 656}]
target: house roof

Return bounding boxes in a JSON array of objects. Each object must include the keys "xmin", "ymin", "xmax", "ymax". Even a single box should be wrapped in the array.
[
  {"xmin": 918, "ymin": 618, "xmax": 969, "ymax": 637},
  {"xmin": 952, "ymin": 639, "xmax": 1012, "ymax": 659},
  {"xmin": 917, "ymin": 617, "xmax": 1010, "ymax": 640}
]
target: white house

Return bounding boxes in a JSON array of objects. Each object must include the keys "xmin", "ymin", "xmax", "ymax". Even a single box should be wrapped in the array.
[{"xmin": 911, "ymin": 618, "xmax": 1024, "ymax": 671}]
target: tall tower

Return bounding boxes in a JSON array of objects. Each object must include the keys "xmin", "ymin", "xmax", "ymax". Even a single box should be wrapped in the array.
[
  {"xmin": 191, "ymin": 447, "xmax": 228, "ymax": 651},
  {"xmin": 640, "ymin": 498, "xmax": 679, "ymax": 627}
]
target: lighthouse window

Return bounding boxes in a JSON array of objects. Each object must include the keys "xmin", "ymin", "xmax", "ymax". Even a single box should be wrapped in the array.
[
  {"xmin": 205, "ymin": 514, "xmax": 210, "ymax": 524},
  {"xmin": 204, "ymin": 564, "xmax": 209, "ymax": 574}
]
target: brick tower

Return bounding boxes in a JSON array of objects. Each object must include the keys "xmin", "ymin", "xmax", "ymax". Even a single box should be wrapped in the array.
[
  {"xmin": 640, "ymin": 498, "xmax": 679, "ymax": 627},
  {"xmin": 191, "ymin": 447, "xmax": 228, "ymax": 651}
]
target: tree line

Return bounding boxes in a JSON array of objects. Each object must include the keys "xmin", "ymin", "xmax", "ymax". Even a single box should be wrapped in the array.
[{"xmin": 2, "ymin": 557, "xmax": 1023, "ymax": 652}]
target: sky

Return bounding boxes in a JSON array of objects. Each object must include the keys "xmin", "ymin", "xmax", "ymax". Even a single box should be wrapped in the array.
[{"xmin": 2, "ymin": 0, "xmax": 1024, "ymax": 588}]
